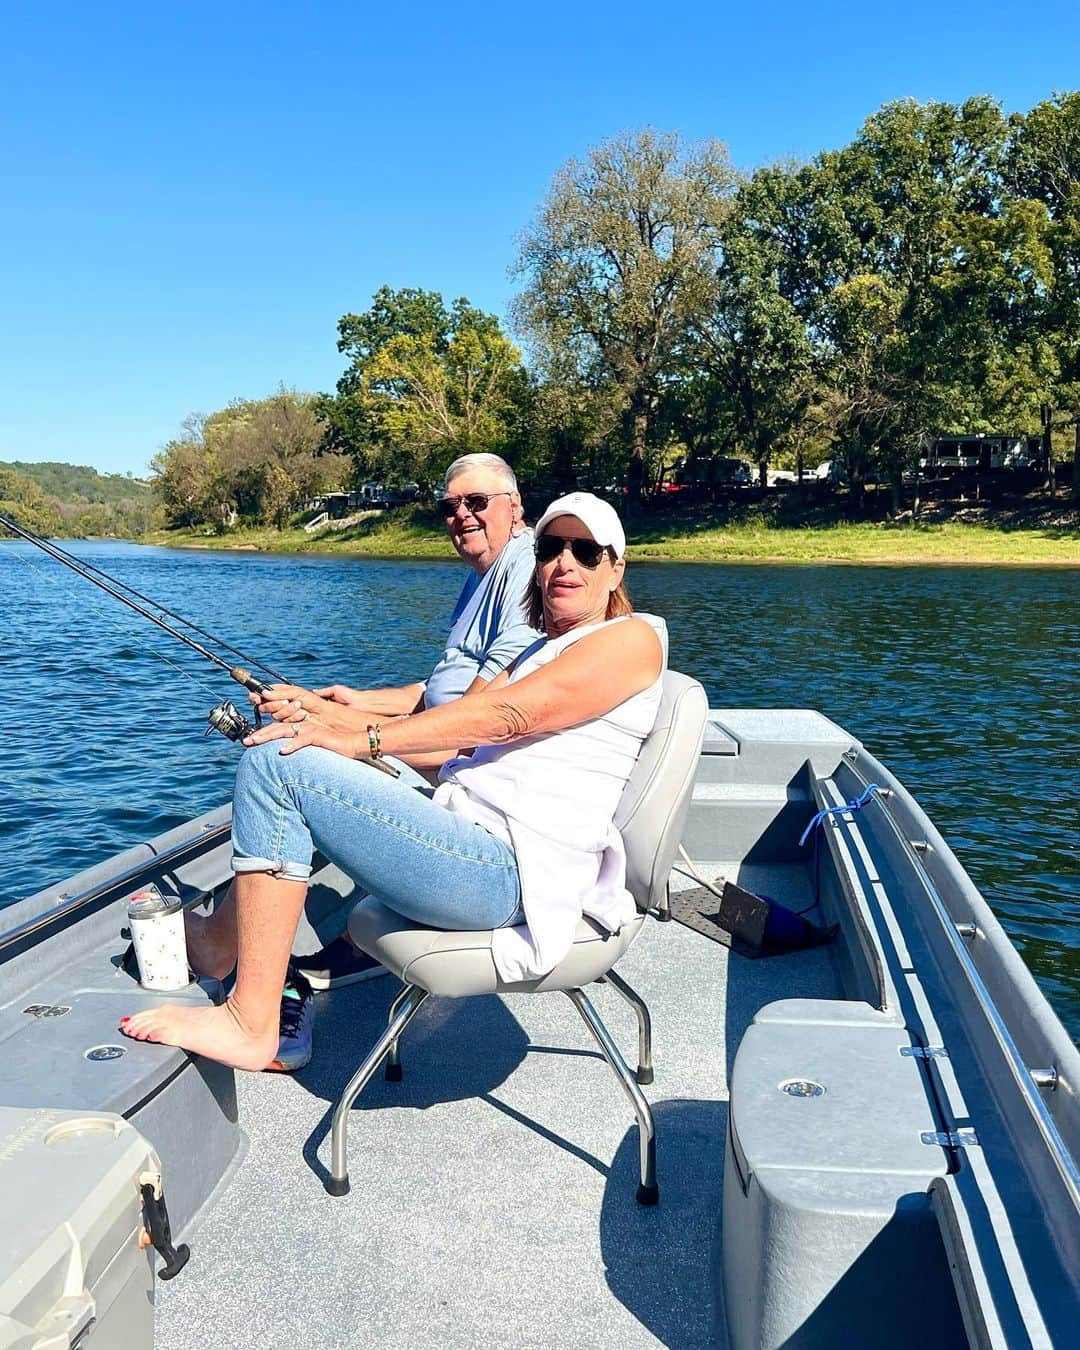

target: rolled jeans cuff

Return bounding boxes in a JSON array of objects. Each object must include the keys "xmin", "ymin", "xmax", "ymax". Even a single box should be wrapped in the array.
[{"xmin": 231, "ymin": 855, "xmax": 313, "ymax": 883}]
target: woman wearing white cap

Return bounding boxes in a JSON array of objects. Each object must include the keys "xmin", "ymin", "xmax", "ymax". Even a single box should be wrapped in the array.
[{"xmin": 120, "ymin": 493, "xmax": 667, "ymax": 1070}]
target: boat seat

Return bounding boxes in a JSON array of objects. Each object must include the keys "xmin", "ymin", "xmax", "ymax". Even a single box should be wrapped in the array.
[
  {"xmin": 328, "ymin": 670, "xmax": 709, "ymax": 1204},
  {"xmin": 349, "ymin": 903, "xmax": 641, "ymax": 997}
]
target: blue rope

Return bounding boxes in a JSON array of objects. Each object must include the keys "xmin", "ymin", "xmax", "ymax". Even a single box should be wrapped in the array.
[
  {"xmin": 800, "ymin": 782, "xmax": 882, "ymax": 912},
  {"xmin": 799, "ymin": 783, "xmax": 882, "ymax": 849}
]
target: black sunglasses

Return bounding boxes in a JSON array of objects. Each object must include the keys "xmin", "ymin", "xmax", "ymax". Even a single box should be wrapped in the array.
[
  {"xmin": 437, "ymin": 491, "xmax": 512, "ymax": 517},
  {"xmin": 535, "ymin": 534, "xmax": 608, "ymax": 569}
]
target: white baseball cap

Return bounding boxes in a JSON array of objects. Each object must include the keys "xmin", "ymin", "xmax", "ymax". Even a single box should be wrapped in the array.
[{"xmin": 533, "ymin": 492, "xmax": 627, "ymax": 559}]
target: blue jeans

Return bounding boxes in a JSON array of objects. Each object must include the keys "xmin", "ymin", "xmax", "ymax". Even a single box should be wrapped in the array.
[{"xmin": 231, "ymin": 742, "xmax": 524, "ymax": 931}]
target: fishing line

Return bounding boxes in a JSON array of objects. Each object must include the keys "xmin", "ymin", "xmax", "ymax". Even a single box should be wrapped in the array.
[
  {"xmin": 1, "ymin": 516, "xmax": 400, "ymax": 774},
  {"xmin": 13, "ymin": 532, "xmax": 287, "ymax": 682},
  {"xmin": 5, "ymin": 542, "xmax": 225, "ymax": 704},
  {"xmin": 0, "ymin": 518, "xmax": 275, "ymax": 687}
]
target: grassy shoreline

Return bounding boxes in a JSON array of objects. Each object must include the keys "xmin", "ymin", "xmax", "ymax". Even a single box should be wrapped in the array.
[{"xmin": 143, "ymin": 514, "xmax": 1080, "ymax": 566}]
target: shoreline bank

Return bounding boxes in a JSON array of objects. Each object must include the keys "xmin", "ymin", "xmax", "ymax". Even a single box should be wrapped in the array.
[{"xmin": 144, "ymin": 518, "xmax": 1080, "ymax": 567}]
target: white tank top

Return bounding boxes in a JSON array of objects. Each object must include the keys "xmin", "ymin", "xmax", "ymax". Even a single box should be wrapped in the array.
[{"xmin": 434, "ymin": 614, "xmax": 667, "ymax": 981}]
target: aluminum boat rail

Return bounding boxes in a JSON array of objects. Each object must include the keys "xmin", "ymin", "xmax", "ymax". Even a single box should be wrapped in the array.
[
  {"xmin": 843, "ymin": 754, "xmax": 1080, "ymax": 1214},
  {"xmin": 0, "ymin": 820, "xmax": 232, "ymax": 958}
]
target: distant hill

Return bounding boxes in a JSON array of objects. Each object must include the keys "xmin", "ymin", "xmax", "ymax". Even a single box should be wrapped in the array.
[
  {"xmin": 1, "ymin": 460, "xmax": 159, "ymax": 538},
  {"xmin": 1, "ymin": 460, "xmax": 154, "ymax": 505}
]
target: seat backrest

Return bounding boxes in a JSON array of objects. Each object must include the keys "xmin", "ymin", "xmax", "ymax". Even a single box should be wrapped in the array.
[{"xmin": 614, "ymin": 670, "xmax": 708, "ymax": 913}]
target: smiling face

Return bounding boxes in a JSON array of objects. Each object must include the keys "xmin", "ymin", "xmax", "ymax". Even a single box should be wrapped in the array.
[
  {"xmin": 536, "ymin": 514, "xmax": 625, "ymax": 635},
  {"xmin": 442, "ymin": 466, "xmax": 521, "ymax": 575}
]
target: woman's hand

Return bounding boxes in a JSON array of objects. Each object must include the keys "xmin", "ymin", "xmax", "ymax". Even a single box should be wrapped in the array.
[
  {"xmin": 250, "ymin": 683, "xmax": 359, "ymax": 732},
  {"xmin": 241, "ymin": 712, "xmax": 369, "ymax": 760}
]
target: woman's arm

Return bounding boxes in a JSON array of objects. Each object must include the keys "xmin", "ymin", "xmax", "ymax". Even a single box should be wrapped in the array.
[
  {"xmin": 388, "ymin": 619, "xmax": 661, "ymax": 753},
  {"xmin": 245, "ymin": 619, "xmax": 662, "ymax": 759},
  {"xmin": 254, "ymin": 669, "xmax": 505, "ymax": 765}
]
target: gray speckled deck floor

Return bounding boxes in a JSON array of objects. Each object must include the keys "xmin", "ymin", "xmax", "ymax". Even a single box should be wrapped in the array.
[{"xmin": 155, "ymin": 863, "xmax": 839, "ymax": 1350}]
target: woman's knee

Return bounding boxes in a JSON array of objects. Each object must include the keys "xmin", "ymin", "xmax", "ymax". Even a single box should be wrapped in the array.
[{"xmin": 235, "ymin": 741, "xmax": 285, "ymax": 796}]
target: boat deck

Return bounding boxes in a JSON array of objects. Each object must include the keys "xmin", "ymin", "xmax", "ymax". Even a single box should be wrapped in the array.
[{"xmin": 156, "ymin": 862, "xmax": 840, "ymax": 1350}]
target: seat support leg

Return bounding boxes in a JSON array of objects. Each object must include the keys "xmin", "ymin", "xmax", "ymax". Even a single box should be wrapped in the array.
[
  {"xmin": 326, "ymin": 985, "xmax": 429, "ymax": 1196},
  {"xmin": 565, "ymin": 988, "xmax": 659, "ymax": 1205},
  {"xmin": 384, "ymin": 981, "xmax": 413, "ymax": 1081},
  {"xmin": 599, "ymin": 969, "xmax": 654, "ymax": 1085}
]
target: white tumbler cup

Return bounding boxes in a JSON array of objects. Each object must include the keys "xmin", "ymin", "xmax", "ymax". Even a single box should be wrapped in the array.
[{"xmin": 127, "ymin": 886, "xmax": 190, "ymax": 991}]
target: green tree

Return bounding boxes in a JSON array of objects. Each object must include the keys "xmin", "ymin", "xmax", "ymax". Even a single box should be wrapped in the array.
[
  {"xmin": 523, "ymin": 353, "xmax": 627, "ymax": 498},
  {"xmin": 321, "ymin": 290, "xmax": 529, "ymax": 481},
  {"xmin": 0, "ymin": 465, "xmax": 63, "ymax": 536},
  {"xmin": 514, "ymin": 129, "xmax": 734, "ymax": 499},
  {"xmin": 318, "ymin": 287, "xmax": 455, "ymax": 470},
  {"xmin": 687, "ymin": 181, "xmax": 815, "ymax": 486},
  {"xmin": 150, "ymin": 417, "xmax": 219, "ymax": 528},
  {"xmin": 363, "ymin": 321, "xmax": 530, "ymax": 475},
  {"xmin": 75, "ymin": 503, "xmax": 113, "ymax": 537},
  {"xmin": 756, "ymin": 99, "xmax": 1052, "ymax": 510},
  {"xmin": 152, "ymin": 392, "xmax": 342, "ymax": 531},
  {"xmin": 1007, "ymin": 91, "xmax": 1080, "ymax": 496}
]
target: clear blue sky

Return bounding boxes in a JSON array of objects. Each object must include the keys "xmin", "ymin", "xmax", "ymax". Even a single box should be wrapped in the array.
[{"xmin": 3, "ymin": 0, "xmax": 1078, "ymax": 476}]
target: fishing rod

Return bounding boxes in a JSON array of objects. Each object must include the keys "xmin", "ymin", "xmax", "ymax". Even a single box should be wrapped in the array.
[
  {"xmin": 1, "ymin": 514, "xmax": 398, "ymax": 773},
  {"xmin": 2, "ymin": 513, "xmax": 272, "ymax": 738},
  {"xmin": 8, "ymin": 529, "xmax": 290, "ymax": 683}
]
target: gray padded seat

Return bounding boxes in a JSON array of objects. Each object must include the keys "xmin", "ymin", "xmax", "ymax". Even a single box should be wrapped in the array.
[
  {"xmin": 349, "ymin": 904, "xmax": 641, "ymax": 996},
  {"xmin": 328, "ymin": 670, "xmax": 709, "ymax": 1203}
]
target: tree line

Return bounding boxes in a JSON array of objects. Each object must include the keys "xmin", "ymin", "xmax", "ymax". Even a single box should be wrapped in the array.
[
  {"xmin": 151, "ymin": 90, "xmax": 1080, "ymax": 531},
  {"xmin": 151, "ymin": 392, "xmax": 349, "ymax": 531}
]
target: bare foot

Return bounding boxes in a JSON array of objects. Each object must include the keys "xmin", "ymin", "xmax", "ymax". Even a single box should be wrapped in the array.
[
  {"xmin": 184, "ymin": 909, "xmax": 237, "ymax": 981},
  {"xmin": 120, "ymin": 1001, "xmax": 276, "ymax": 1071}
]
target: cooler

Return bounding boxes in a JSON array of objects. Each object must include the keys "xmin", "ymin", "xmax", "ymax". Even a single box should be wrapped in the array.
[{"xmin": 0, "ymin": 1107, "xmax": 167, "ymax": 1350}]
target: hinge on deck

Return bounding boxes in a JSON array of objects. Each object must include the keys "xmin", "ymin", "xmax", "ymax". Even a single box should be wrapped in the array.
[
  {"xmin": 921, "ymin": 1128, "xmax": 979, "ymax": 1149},
  {"xmin": 900, "ymin": 1045, "xmax": 949, "ymax": 1060}
]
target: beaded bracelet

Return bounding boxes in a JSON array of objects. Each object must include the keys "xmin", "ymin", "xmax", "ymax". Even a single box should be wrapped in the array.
[{"xmin": 366, "ymin": 723, "xmax": 383, "ymax": 759}]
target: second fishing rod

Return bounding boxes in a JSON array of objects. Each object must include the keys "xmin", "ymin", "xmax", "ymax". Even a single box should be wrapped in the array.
[{"xmin": 1, "ymin": 515, "xmax": 398, "ymax": 773}]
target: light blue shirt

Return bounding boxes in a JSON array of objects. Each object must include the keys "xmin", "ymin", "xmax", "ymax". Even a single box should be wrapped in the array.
[{"xmin": 423, "ymin": 530, "xmax": 540, "ymax": 708}]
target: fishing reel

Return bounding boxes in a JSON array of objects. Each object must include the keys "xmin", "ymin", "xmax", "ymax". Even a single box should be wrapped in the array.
[
  {"xmin": 205, "ymin": 667, "xmax": 269, "ymax": 742},
  {"xmin": 205, "ymin": 700, "xmax": 258, "ymax": 742}
]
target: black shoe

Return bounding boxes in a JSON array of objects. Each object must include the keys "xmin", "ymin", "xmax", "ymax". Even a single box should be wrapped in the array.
[
  {"xmin": 266, "ymin": 963, "xmax": 314, "ymax": 1072},
  {"xmin": 292, "ymin": 936, "xmax": 387, "ymax": 991}
]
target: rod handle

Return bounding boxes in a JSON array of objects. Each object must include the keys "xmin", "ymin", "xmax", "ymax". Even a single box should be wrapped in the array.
[{"xmin": 229, "ymin": 665, "xmax": 270, "ymax": 694}]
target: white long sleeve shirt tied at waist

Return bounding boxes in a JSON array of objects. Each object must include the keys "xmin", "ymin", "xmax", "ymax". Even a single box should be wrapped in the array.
[{"xmin": 434, "ymin": 614, "xmax": 667, "ymax": 982}]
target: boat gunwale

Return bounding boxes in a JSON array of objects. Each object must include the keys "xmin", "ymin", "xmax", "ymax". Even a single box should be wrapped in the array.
[
  {"xmin": 839, "ymin": 749, "xmax": 1080, "ymax": 1214},
  {"xmin": 0, "ymin": 819, "xmax": 232, "ymax": 959}
]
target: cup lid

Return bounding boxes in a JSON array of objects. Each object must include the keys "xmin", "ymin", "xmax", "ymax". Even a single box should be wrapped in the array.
[{"xmin": 126, "ymin": 889, "xmax": 183, "ymax": 917}]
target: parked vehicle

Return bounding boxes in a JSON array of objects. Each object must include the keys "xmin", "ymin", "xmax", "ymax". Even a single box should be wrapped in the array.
[
  {"xmin": 665, "ymin": 456, "xmax": 754, "ymax": 498},
  {"xmin": 920, "ymin": 434, "xmax": 1045, "ymax": 476},
  {"xmin": 810, "ymin": 459, "xmax": 846, "ymax": 484}
]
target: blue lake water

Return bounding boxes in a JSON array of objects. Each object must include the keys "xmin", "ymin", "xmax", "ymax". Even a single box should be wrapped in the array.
[{"xmin": 1, "ymin": 540, "xmax": 1077, "ymax": 1039}]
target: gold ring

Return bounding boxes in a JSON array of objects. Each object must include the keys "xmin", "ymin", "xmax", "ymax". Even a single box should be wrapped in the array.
[{"xmin": 292, "ymin": 725, "xmax": 300, "ymax": 737}]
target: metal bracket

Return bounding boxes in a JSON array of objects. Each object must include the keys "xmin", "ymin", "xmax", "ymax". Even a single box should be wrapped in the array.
[
  {"xmin": 901, "ymin": 1045, "xmax": 949, "ymax": 1059},
  {"xmin": 921, "ymin": 1128, "xmax": 979, "ymax": 1149}
]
